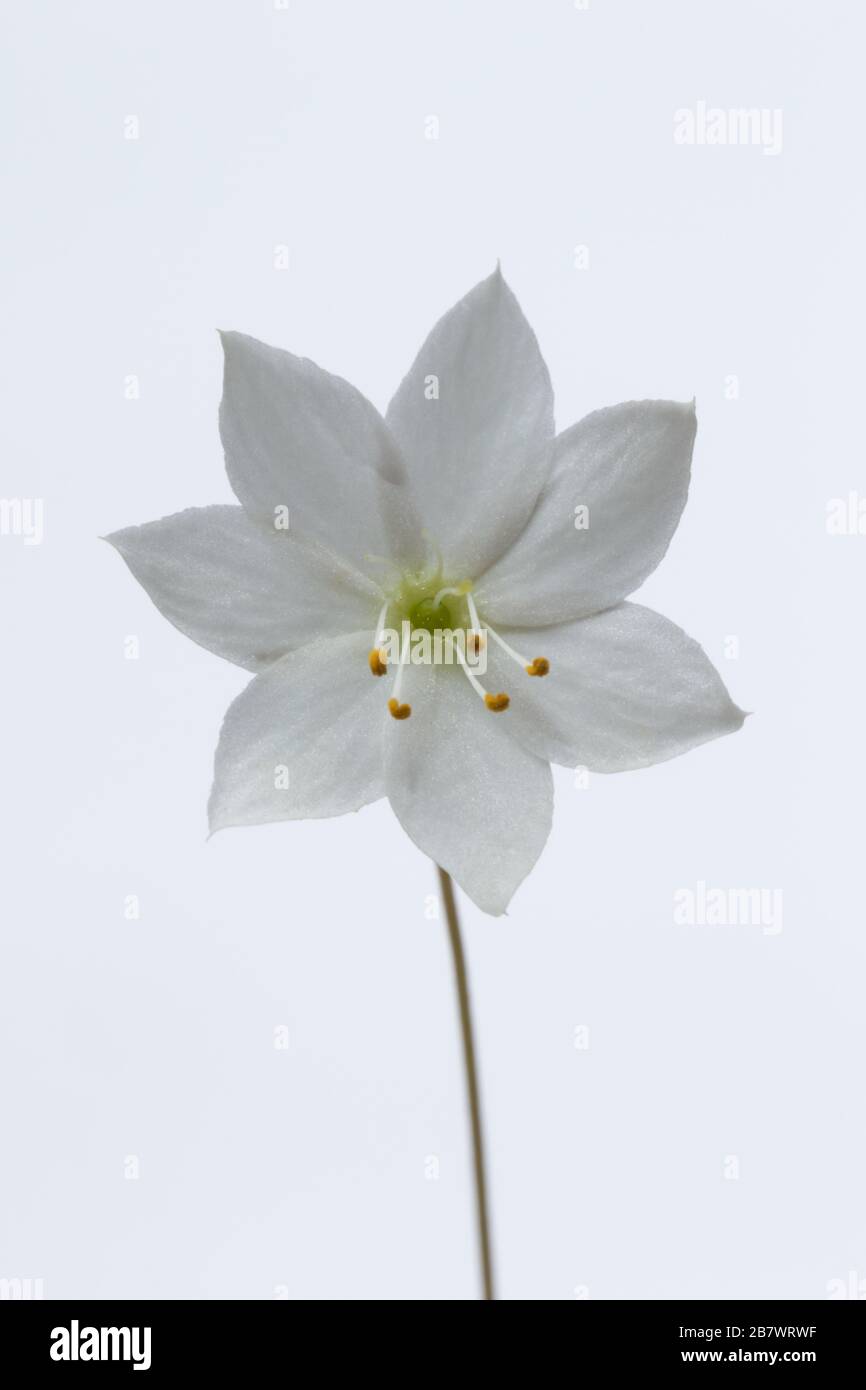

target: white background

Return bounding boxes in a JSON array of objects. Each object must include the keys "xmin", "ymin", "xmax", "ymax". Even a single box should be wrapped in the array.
[{"xmin": 2, "ymin": 0, "xmax": 865, "ymax": 1300}]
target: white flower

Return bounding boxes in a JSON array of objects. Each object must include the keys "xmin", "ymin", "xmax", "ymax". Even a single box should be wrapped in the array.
[{"xmin": 108, "ymin": 269, "xmax": 744, "ymax": 915}]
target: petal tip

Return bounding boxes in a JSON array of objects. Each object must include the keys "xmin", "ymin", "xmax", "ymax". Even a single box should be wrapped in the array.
[
  {"xmin": 101, "ymin": 527, "xmax": 128, "ymax": 552},
  {"xmin": 217, "ymin": 328, "xmax": 248, "ymax": 361}
]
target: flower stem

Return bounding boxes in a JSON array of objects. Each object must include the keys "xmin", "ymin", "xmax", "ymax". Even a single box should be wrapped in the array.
[{"xmin": 437, "ymin": 865, "xmax": 496, "ymax": 1301}]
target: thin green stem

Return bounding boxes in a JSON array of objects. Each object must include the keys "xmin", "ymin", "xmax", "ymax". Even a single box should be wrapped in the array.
[{"xmin": 437, "ymin": 865, "xmax": 496, "ymax": 1301}]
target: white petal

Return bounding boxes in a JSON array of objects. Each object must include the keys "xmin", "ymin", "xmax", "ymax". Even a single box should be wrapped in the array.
[
  {"xmin": 385, "ymin": 268, "xmax": 554, "ymax": 579},
  {"xmin": 220, "ymin": 331, "xmax": 421, "ymax": 576},
  {"xmin": 383, "ymin": 663, "xmax": 553, "ymax": 915},
  {"xmin": 475, "ymin": 400, "xmax": 697, "ymax": 625},
  {"xmin": 106, "ymin": 506, "xmax": 380, "ymax": 671},
  {"xmin": 209, "ymin": 632, "xmax": 386, "ymax": 830},
  {"xmin": 481, "ymin": 604, "xmax": 745, "ymax": 772}
]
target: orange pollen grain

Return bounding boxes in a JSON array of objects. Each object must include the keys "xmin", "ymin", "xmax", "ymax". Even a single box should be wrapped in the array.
[
  {"xmin": 388, "ymin": 697, "xmax": 411, "ymax": 720},
  {"xmin": 484, "ymin": 692, "xmax": 510, "ymax": 712},
  {"xmin": 525, "ymin": 657, "xmax": 550, "ymax": 677},
  {"xmin": 368, "ymin": 648, "xmax": 388, "ymax": 677}
]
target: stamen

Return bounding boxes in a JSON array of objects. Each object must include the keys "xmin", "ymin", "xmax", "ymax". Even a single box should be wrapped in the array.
[
  {"xmin": 388, "ymin": 619, "xmax": 412, "ymax": 720},
  {"xmin": 368, "ymin": 602, "xmax": 390, "ymax": 677},
  {"xmin": 465, "ymin": 592, "xmax": 549, "ymax": 678},
  {"xmin": 525, "ymin": 657, "xmax": 549, "ymax": 677},
  {"xmin": 460, "ymin": 591, "xmax": 485, "ymax": 657},
  {"xmin": 476, "ymin": 604, "xmax": 550, "ymax": 679},
  {"xmin": 454, "ymin": 641, "xmax": 510, "ymax": 713}
]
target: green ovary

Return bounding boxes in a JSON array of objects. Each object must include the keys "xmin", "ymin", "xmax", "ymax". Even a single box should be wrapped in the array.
[
  {"xmin": 408, "ymin": 594, "xmax": 456, "ymax": 633},
  {"xmin": 388, "ymin": 569, "xmax": 472, "ymax": 636}
]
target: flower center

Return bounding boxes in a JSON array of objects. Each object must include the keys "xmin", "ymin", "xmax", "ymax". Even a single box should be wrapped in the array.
[
  {"xmin": 408, "ymin": 594, "xmax": 456, "ymax": 634},
  {"xmin": 367, "ymin": 573, "xmax": 549, "ymax": 721}
]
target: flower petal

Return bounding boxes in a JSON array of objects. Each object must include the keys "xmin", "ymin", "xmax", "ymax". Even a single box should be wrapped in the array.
[
  {"xmin": 220, "ymin": 331, "xmax": 421, "ymax": 576},
  {"xmin": 385, "ymin": 268, "xmax": 554, "ymax": 579},
  {"xmin": 475, "ymin": 400, "xmax": 697, "ymax": 625},
  {"xmin": 481, "ymin": 603, "xmax": 745, "ymax": 772},
  {"xmin": 209, "ymin": 631, "xmax": 385, "ymax": 830},
  {"xmin": 106, "ymin": 506, "xmax": 380, "ymax": 671},
  {"xmin": 383, "ymin": 663, "xmax": 553, "ymax": 915}
]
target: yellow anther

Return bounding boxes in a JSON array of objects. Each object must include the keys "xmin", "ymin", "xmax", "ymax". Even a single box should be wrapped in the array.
[
  {"xmin": 484, "ymin": 692, "xmax": 510, "ymax": 712},
  {"xmin": 368, "ymin": 648, "xmax": 388, "ymax": 677},
  {"xmin": 468, "ymin": 632, "xmax": 486, "ymax": 656},
  {"xmin": 388, "ymin": 697, "xmax": 412, "ymax": 720},
  {"xmin": 525, "ymin": 657, "xmax": 550, "ymax": 677}
]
